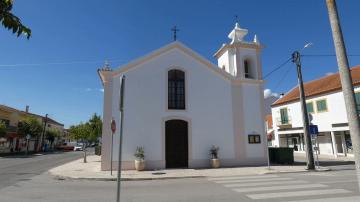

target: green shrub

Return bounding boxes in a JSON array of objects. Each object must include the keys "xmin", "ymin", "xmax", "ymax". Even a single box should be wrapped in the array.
[
  {"xmin": 209, "ymin": 145, "xmax": 219, "ymax": 159},
  {"xmin": 134, "ymin": 146, "xmax": 145, "ymax": 161},
  {"xmin": 95, "ymin": 146, "xmax": 101, "ymax": 156}
]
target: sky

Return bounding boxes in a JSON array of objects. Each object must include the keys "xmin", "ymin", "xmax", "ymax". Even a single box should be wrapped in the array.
[{"xmin": 1, "ymin": 0, "xmax": 359, "ymax": 127}]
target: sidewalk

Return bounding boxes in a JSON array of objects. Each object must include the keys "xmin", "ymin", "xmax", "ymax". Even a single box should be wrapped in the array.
[
  {"xmin": 294, "ymin": 152, "xmax": 354, "ymax": 161},
  {"xmin": 49, "ymin": 155, "xmax": 331, "ymax": 181}
]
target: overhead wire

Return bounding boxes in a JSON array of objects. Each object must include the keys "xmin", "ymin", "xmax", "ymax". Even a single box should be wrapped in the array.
[
  {"xmin": 263, "ymin": 57, "xmax": 292, "ymax": 79},
  {"xmin": 274, "ymin": 65, "xmax": 294, "ymax": 92},
  {"xmin": 0, "ymin": 58, "xmax": 126, "ymax": 68},
  {"xmin": 302, "ymin": 54, "xmax": 360, "ymax": 57}
]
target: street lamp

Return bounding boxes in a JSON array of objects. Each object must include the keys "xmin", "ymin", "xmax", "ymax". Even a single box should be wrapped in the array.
[{"xmin": 292, "ymin": 43, "xmax": 315, "ymax": 170}]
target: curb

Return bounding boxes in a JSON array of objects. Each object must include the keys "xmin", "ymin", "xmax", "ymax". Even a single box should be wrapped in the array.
[
  {"xmin": 52, "ymin": 174, "xmax": 205, "ymax": 181},
  {"xmin": 262, "ymin": 167, "xmax": 331, "ymax": 175},
  {"xmin": 49, "ymin": 166, "xmax": 332, "ymax": 182}
]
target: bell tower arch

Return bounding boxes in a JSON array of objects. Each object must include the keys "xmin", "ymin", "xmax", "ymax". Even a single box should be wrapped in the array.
[{"xmin": 214, "ymin": 22, "xmax": 263, "ymax": 80}]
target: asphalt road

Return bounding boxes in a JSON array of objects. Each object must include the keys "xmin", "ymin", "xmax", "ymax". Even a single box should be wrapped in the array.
[
  {"xmin": 0, "ymin": 164, "xmax": 359, "ymax": 202},
  {"xmin": 0, "ymin": 151, "xmax": 83, "ymax": 190}
]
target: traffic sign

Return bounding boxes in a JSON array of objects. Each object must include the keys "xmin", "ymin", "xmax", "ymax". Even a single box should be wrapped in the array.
[
  {"xmin": 111, "ymin": 118, "xmax": 116, "ymax": 134},
  {"xmin": 309, "ymin": 125, "xmax": 318, "ymax": 136}
]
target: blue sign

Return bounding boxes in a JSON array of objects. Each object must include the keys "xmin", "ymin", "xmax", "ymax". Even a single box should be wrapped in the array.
[{"xmin": 309, "ymin": 125, "xmax": 319, "ymax": 136}]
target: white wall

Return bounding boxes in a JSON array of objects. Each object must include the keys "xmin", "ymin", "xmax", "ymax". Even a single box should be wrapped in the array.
[
  {"xmin": 110, "ymin": 48, "xmax": 235, "ymax": 163},
  {"xmin": 242, "ymin": 83, "xmax": 266, "ymax": 158},
  {"xmin": 317, "ymin": 133, "xmax": 333, "ymax": 154},
  {"xmin": 218, "ymin": 50, "xmax": 230, "ymax": 73},
  {"xmin": 272, "ymin": 87, "xmax": 360, "ymax": 150},
  {"xmin": 217, "ymin": 47, "xmax": 259, "ymax": 79}
]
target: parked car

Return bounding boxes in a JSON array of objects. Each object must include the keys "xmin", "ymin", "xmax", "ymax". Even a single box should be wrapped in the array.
[
  {"xmin": 56, "ymin": 142, "xmax": 74, "ymax": 152},
  {"xmin": 74, "ymin": 143, "xmax": 84, "ymax": 151}
]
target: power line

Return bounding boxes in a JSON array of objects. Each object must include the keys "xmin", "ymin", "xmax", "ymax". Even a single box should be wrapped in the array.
[
  {"xmin": 263, "ymin": 53, "xmax": 360, "ymax": 79},
  {"xmin": 302, "ymin": 54, "xmax": 360, "ymax": 57},
  {"xmin": 263, "ymin": 57, "xmax": 292, "ymax": 79},
  {"xmin": 274, "ymin": 65, "xmax": 293, "ymax": 91},
  {"xmin": 0, "ymin": 58, "xmax": 126, "ymax": 68}
]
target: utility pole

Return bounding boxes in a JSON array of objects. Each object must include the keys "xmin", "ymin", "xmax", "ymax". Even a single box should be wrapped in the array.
[
  {"xmin": 292, "ymin": 51, "xmax": 315, "ymax": 170},
  {"xmin": 326, "ymin": 0, "xmax": 360, "ymax": 189},
  {"xmin": 39, "ymin": 114, "xmax": 48, "ymax": 152}
]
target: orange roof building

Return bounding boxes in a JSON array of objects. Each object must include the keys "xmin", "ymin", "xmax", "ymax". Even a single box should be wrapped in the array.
[
  {"xmin": 272, "ymin": 65, "xmax": 360, "ymax": 107},
  {"xmin": 270, "ymin": 65, "xmax": 360, "ymax": 157}
]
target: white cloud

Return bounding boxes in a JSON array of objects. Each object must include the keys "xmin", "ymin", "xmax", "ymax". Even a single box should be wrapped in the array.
[
  {"xmin": 75, "ymin": 88, "xmax": 104, "ymax": 93},
  {"xmin": 264, "ymin": 89, "xmax": 280, "ymax": 99},
  {"xmin": 325, "ymin": 72, "xmax": 334, "ymax": 76}
]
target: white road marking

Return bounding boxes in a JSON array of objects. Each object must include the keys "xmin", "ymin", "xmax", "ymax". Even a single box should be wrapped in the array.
[
  {"xmin": 247, "ymin": 189, "xmax": 351, "ymax": 200},
  {"xmin": 287, "ymin": 195, "xmax": 360, "ymax": 202},
  {"xmin": 213, "ymin": 177, "xmax": 293, "ymax": 184},
  {"xmin": 318, "ymin": 179, "xmax": 357, "ymax": 184},
  {"xmin": 207, "ymin": 175, "xmax": 278, "ymax": 181},
  {"xmin": 234, "ymin": 183, "xmax": 327, "ymax": 193},
  {"xmin": 224, "ymin": 180, "xmax": 308, "ymax": 188}
]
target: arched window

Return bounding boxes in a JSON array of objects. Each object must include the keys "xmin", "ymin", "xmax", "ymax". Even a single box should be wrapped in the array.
[
  {"xmin": 244, "ymin": 60, "xmax": 251, "ymax": 78},
  {"xmin": 168, "ymin": 69, "xmax": 185, "ymax": 109}
]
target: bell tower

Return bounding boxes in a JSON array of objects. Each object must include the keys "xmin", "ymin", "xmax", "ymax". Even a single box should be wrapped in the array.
[{"xmin": 214, "ymin": 22, "xmax": 263, "ymax": 80}]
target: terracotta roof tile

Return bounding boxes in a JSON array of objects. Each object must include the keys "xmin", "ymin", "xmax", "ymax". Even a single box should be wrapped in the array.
[
  {"xmin": 0, "ymin": 104, "xmax": 63, "ymax": 126},
  {"xmin": 272, "ymin": 65, "xmax": 360, "ymax": 106},
  {"xmin": 265, "ymin": 114, "xmax": 273, "ymax": 129}
]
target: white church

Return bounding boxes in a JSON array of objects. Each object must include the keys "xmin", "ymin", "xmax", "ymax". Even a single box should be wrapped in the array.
[{"xmin": 98, "ymin": 22, "xmax": 267, "ymax": 170}]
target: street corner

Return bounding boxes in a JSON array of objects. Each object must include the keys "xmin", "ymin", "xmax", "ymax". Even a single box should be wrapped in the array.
[{"xmin": 315, "ymin": 166, "xmax": 332, "ymax": 172}]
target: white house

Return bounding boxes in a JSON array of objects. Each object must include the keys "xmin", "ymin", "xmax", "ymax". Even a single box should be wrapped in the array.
[
  {"xmin": 98, "ymin": 23, "xmax": 267, "ymax": 170},
  {"xmin": 271, "ymin": 65, "xmax": 360, "ymax": 157}
]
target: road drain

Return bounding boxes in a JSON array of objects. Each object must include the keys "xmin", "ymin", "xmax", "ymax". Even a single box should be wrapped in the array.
[
  {"xmin": 18, "ymin": 179, "xmax": 31, "ymax": 181},
  {"xmin": 152, "ymin": 172, "xmax": 166, "ymax": 175}
]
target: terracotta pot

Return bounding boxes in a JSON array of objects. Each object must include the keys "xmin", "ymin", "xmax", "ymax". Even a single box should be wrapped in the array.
[
  {"xmin": 135, "ymin": 160, "xmax": 145, "ymax": 171},
  {"xmin": 210, "ymin": 158, "xmax": 220, "ymax": 168}
]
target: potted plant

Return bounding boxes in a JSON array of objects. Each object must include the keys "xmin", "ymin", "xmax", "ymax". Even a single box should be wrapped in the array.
[
  {"xmin": 209, "ymin": 145, "xmax": 220, "ymax": 168},
  {"xmin": 134, "ymin": 146, "xmax": 145, "ymax": 171}
]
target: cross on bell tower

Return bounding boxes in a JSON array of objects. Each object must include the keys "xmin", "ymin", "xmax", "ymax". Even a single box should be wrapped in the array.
[
  {"xmin": 234, "ymin": 15, "xmax": 239, "ymax": 24},
  {"xmin": 171, "ymin": 26, "xmax": 179, "ymax": 41}
]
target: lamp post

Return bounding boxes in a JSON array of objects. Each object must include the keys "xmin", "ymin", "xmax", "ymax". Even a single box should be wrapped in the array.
[{"xmin": 292, "ymin": 51, "xmax": 315, "ymax": 170}]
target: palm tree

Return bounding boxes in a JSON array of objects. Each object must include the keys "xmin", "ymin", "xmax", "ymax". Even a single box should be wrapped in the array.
[{"xmin": 0, "ymin": 0, "xmax": 31, "ymax": 39}]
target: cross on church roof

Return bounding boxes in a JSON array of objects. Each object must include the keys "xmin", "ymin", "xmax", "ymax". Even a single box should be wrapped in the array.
[
  {"xmin": 234, "ymin": 15, "xmax": 239, "ymax": 24},
  {"xmin": 171, "ymin": 26, "xmax": 179, "ymax": 41}
]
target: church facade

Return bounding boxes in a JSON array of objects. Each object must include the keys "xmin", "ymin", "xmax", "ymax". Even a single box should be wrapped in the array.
[{"xmin": 98, "ymin": 23, "xmax": 267, "ymax": 170}]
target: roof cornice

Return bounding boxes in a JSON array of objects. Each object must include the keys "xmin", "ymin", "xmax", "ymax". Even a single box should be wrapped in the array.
[
  {"xmin": 213, "ymin": 42, "xmax": 264, "ymax": 59},
  {"xmin": 108, "ymin": 41, "xmax": 236, "ymax": 81}
]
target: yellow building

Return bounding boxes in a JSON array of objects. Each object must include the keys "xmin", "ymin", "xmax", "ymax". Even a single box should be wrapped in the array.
[{"xmin": 0, "ymin": 105, "xmax": 64, "ymax": 153}]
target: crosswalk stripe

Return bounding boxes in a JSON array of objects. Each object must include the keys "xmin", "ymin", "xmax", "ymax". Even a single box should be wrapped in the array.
[
  {"xmin": 233, "ymin": 183, "xmax": 327, "ymax": 193},
  {"xmin": 287, "ymin": 195, "xmax": 360, "ymax": 202},
  {"xmin": 247, "ymin": 189, "xmax": 351, "ymax": 200},
  {"xmin": 224, "ymin": 180, "xmax": 308, "ymax": 188},
  {"xmin": 213, "ymin": 177, "xmax": 293, "ymax": 184},
  {"xmin": 318, "ymin": 180, "xmax": 357, "ymax": 184},
  {"xmin": 207, "ymin": 175, "xmax": 278, "ymax": 181}
]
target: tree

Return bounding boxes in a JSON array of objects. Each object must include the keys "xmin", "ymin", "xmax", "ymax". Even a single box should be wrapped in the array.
[
  {"xmin": 88, "ymin": 113, "xmax": 102, "ymax": 143},
  {"xmin": 0, "ymin": 0, "xmax": 31, "ymax": 39},
  {"xmin": 0, "ymin": 121, "xmax": 6, "ymax": 138},
  {"xmin": 46, "ymin": 129, "xmax": 61, "ymax": 150},
  {"xmin": 68, "ymin": 114, "xmax": 103, "ymax": 163},
  {"xmin": 18, "ymin": 116, "xmax": 42, "ymax": 139},
  {"xmin": 69, "ymin": 123, "xmax": 91, "ymax": 163}
]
